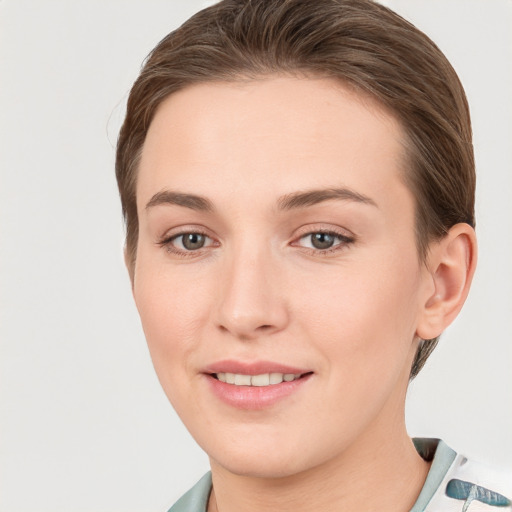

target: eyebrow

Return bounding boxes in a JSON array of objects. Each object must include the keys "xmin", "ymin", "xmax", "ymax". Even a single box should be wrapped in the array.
[
  {"xmin": 277, "ymin": 187, "xmax": 378, "ymax": 210},
  {"xmin": 145, "ymin": 190, "xmax": 214, "ymax": 212},
  {"xmin": 145, "ymin": 186, "xmax": 377, "ymax": 213}
]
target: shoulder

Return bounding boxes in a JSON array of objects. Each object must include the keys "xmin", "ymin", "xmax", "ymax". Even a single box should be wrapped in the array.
[
  {"xmin": 167, "ymin": 473, "xmax": 212, "ymax": 512},
  {"xmin": 413, "ymin": 439, "xmax": 512, "ymax": 512}
]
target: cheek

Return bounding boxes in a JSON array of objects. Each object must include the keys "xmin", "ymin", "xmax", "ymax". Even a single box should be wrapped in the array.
[
  {"xmin": 291, "ymin": 254, "xmax": 422, "ymax": 374},
  {"xmin": 132, "ymin": 261, "xmax": 212, "ymax": 388}
]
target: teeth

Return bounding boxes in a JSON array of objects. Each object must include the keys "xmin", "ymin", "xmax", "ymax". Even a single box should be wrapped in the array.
[
  {"xmin": 234, "ymin": 374, "xmax": 252, "ymax": 386},
  {"xmin": 251, "ymin": 374, "xmax": 270, "ymax": 387},
  {"xmin": 215, "ymin": 372, "xmax": 302, "ymax": 387},
  {"xmin": 269, "ymin": 372, "xmax": 283, "ymax": 384}
]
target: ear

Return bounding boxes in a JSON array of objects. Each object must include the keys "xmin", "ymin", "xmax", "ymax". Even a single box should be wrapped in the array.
[{"xmin": 416, "ymin": 223, "xmax": 477, "ymax": 340}]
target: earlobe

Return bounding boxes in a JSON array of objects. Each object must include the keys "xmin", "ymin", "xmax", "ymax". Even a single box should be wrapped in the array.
[{"xmin": 416, "ymin": 223, "xmax": 477, "ymax": 340}]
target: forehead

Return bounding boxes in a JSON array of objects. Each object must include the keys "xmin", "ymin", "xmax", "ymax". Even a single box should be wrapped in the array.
[{"xmin": 137, "ymin": 76, "xmax": 409, "ymax": 213}]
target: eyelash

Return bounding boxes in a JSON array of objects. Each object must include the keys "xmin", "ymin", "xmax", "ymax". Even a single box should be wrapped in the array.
[
  {"xmin": 157, "ymin": 229, "xmax": 215, "ymax": 258},
  {"xmin": 293, "ymin": 230, "xmax": 355, "ymax": 255},
  {"xmin": 157, "ymin": 228, "xmax": 355, "ymax": 258}
]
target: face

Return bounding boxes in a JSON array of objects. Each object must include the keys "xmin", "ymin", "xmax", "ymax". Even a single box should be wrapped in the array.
[{"xmin": 133, "ymin": 76, "xmax": 431, "ymax": 478}]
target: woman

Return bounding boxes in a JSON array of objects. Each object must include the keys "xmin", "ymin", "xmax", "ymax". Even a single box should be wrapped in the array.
[{"xmin": 115, "ymin": 0, "xmax": 511, "ymax": 510}]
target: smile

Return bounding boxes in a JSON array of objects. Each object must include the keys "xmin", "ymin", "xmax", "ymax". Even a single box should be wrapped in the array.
[
  {"xmin": 214, "ymin": 372, "xmax": 304, "ymax": 386},
  {"xmin": 206, "ymin": 368, "xmax": 313, "ymax": 410}
]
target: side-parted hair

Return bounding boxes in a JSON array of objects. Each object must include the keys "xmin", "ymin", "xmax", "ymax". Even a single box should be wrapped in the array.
[{"xmin": 116, "ymin": 0, "xmax": 475, "ymax": 378}]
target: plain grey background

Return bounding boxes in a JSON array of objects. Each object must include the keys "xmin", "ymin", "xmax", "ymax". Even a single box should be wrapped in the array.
[{"xmin": 1, "ymin": 1, "xmax": 511, "ymax": 511}]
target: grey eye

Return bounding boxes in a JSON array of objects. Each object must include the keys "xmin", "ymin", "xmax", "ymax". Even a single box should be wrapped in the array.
[
  {"xmin": 310, "ymin": 233, "xmax": 335, "ymax": 249},
  {"xmin": 180, "ymin": 233, "xmax": 206, "ymax": 250}
]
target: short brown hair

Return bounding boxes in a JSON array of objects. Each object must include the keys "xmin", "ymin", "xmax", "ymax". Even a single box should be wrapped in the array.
[{"xmin": 116, "ymin": 0, "xmax": 475, "ymax": 378}]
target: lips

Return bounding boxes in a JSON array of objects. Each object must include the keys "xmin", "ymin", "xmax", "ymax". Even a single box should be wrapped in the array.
[
  {"xmin": 203, "ymin": 360, "xmax": 313, "ymax": 409},
  {"xmin": 215, "ymin": 372, "xmax": 303, "ymax": 386},
  {"xmin": 204, "ymin": 360, "xmax": 311, "ymax": 376}
]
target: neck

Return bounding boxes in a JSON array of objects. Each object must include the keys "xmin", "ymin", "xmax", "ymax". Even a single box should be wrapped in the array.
[{"xmin": 208, "ymin": 420, "xmax": 430, "ymax": 512}]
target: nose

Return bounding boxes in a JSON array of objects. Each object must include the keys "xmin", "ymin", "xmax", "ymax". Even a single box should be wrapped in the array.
[{"xmin": 215, "ymin": 246, "xmax": 289, "ymax": 341}]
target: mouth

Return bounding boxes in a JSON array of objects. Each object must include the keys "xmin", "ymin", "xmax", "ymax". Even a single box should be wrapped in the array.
[
  {"xmin": 203, "ymin": 361, "xmax": 313, "ymax": 409},
  {"xmin": 211, "ymin": 371, "xmax": 311, "ymax": 387}
]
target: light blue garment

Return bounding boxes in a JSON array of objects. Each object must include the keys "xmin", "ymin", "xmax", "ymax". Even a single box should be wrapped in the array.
[
  {"xmin": 168, "ymin": 439, "xmax": 511, "ymax": 512},
  {"xmin": 169, "ymin": 472, "xmax": 212, "ymax": 512},
  {"xmin": 410, "ymin": 438, "xmax": 457, "ymax": 511}
]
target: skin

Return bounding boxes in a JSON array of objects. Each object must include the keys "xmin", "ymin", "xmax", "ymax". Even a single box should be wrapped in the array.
[{"xmin": 131, "ymin": 76, "xmax": 476, "ymax": 512}]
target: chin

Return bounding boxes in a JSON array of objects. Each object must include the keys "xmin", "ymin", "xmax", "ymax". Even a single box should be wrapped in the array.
[
  {"xmin": 211, "ymin": 452, "xmax": 309, "ymax": 480},
  {"xmin": 203, "ymin": 428, "xmax": 336, "ymax": 480}
]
